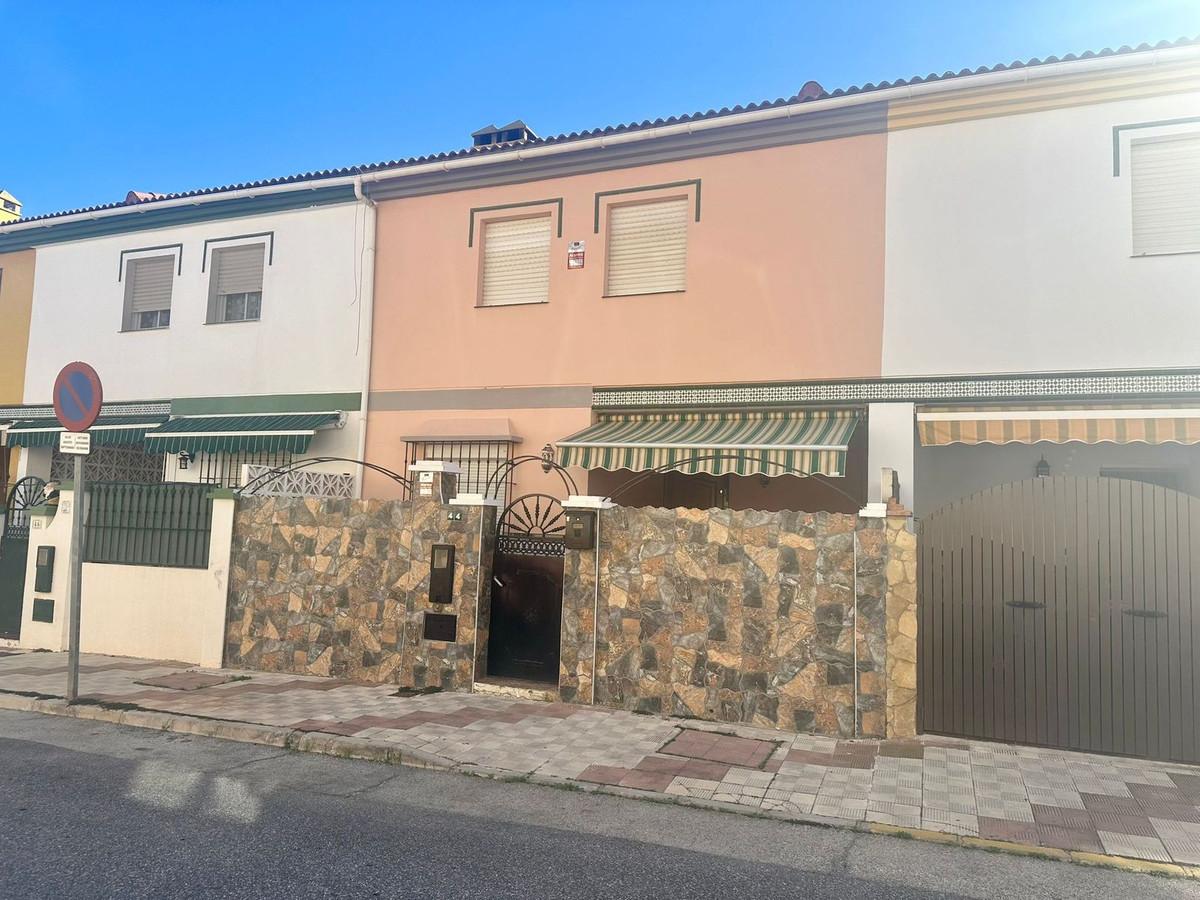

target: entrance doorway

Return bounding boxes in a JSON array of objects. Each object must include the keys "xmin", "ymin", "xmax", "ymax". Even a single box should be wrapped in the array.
[
  {"xmin": 0, "ymin": 476, "xmax": 46, "ymax": 639},
  {"xmin": 486, "ymin": 493, "xmax": 565, "ymax": 685}
]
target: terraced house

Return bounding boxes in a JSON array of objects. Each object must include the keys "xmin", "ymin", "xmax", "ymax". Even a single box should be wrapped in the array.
[{"xmin": 0, "ymin": 36, "xmax": 1199, "ymax": 763}]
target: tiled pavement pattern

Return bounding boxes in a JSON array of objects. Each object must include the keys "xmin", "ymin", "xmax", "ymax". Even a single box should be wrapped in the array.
[{"xmin": 7, "ymin": 653, "xmax": 1200, "ymax": 866}]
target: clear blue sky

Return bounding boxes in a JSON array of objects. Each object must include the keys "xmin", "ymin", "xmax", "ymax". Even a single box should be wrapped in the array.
[{"xmin": 3, "ymin": 1, "xmax": 1197, "ymax": 217}]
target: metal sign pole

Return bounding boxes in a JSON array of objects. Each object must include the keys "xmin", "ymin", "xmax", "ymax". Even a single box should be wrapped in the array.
[{"xmin": 66, "ymin": 452, "xmax": 85, "ymax": 702}]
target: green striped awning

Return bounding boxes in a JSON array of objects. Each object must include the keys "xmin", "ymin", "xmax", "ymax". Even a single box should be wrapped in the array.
[
  {"xmin": 143, "ymin": 412, "xmax": 343, "ymax": 454},
  {"xmin": 5, "ymin": 415, "xmax": 168, "ymax": 448},
  {"xmin": 557, "ymin": 409, "xmax": 859, "ymax": 477}
]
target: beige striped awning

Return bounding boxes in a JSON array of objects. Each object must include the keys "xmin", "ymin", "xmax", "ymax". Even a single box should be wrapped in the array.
[
  {"xmin": 557, "ymin": 409, "xmax": 859, "ymax": 477},
  {"xmin": 917, "ymin": 405, "xmax": 1200, "ymax": 446}
]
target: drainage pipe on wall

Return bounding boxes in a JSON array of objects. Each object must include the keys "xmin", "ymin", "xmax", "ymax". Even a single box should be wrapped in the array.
[{"xmin": 352, "ymin": 176, "xmax": 377, "ymax": 499}]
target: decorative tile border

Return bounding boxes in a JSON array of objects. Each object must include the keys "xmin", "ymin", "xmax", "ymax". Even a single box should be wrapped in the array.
[{"xmin": 593, "ymin": 370, "xmax": 1200, "ymax": 410}]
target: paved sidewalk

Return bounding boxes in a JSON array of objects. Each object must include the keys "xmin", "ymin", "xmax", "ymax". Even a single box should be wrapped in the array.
[{"xmin": 4, "ymin": 650, "xmax": 1200, "ymax": 872}]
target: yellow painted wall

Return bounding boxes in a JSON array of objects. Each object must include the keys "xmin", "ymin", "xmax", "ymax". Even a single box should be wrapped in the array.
[{"xmin": 0, "ymin": 249, "xmax": 35, "ymax": 487}]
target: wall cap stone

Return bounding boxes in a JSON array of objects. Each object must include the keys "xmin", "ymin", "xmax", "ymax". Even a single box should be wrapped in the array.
[
  {"xmin": 409, "ymin": 461, "xmax": 462, "ymax": 475},
  {"xmin": 858, "ymin": 502, "xmax": 888, "ymax": 518},
  {"xmin": 450, "ymin": 493, "xmax": 502, "ymax": 508},
  {"xmin": 563, "ymin": 495, "xmax": 616, "ymax": 510}
]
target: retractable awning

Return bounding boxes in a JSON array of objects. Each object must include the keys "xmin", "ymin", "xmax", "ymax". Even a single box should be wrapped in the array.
[
  {"xmin": 5, "ymin": 415, "xmax": 168, "ymax": 448},
  {"xmin": 557, "ymin": 409, "xmax": 859, "ymax": 477},
  {"xmin": 917, "ymin": 405, "xmax": 1200, "ymax": 446},
  {"xmin": 143, "ymin": 412, "xmax": 343, "ymax": 454}
]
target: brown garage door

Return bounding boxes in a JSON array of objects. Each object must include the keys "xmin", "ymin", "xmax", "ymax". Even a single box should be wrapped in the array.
[{"xmin": 918, "ymin": 475, "xmax": 1200, "ymax": 764}]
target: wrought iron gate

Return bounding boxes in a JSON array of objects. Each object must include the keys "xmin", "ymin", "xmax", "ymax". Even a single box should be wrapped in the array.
[
  {"xmin": 919, "ymin": 476, "xmax": 1200, "ymax": 763},
  {"xmin": 0, "ymin": 477, "xmax": 46, "ymax": 639},
  {"xmin": 487, "ymin": 493, "xmax": 566, "ymax": 684}
]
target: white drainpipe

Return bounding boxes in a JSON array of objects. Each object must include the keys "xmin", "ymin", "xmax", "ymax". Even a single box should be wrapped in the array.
[{"xmin": 352, "ymin": 176, "xmax": 377, "ymax": 498}]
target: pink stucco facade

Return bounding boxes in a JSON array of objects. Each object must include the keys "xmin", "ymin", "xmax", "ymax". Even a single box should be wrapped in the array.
[{"xmin": 366, "ymin": 135, "xmax": 887, "ymax": 499}]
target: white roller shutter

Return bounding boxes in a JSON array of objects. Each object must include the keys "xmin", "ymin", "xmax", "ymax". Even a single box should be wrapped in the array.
[
  {"xmin": 605, "ymin": 197, "xmax": 688, "ymax": 297},
  {"xmin": 1131, "ymin": 134, "xmax": 1200, "ymax": 256},
  {"xmin": 480, "ymin": 216, "xmax": 551, "ymax": 306},
  {"xmin": 125, "ymin": 255, "xmax": 174, "ymax": 314},
  {"xmin": 213, "ymin": 244, "xmax": 266, "ymax": 294}
]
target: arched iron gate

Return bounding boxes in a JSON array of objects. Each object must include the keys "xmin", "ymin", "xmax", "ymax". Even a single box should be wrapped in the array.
[
  {"xmin": 0, "ymin": 476, "xmax": 46, "ymax": 639},
  {"xmin": 484, "ymin": 458, "xmax": 576, "ymax": 685}
]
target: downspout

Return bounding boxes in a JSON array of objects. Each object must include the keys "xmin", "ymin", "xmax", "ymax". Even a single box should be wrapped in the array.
[{"xmin": 352, "ymin": 176, "xmax": 377, "ymax": 498}]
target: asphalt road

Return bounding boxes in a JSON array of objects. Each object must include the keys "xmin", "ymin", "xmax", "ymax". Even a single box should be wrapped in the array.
[{"xmin": 0, "ymin": 711, "xmax": 1194, "ymax": 899}]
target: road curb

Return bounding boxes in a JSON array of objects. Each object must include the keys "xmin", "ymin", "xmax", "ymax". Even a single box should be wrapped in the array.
[{"xmin": 0, "ymin": 690, "xmax": 1193, "ymax": 879}]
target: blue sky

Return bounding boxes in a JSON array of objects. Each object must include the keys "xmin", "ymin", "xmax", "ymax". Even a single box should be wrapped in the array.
[{"xmin": 3, "ymin": 1, "xmax": 1197, "ymax": 217}]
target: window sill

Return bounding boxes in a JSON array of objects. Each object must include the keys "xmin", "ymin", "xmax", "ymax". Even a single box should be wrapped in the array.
[
  {"xmin": 602, "ymin": 289, "xmax": 686, "ymax": 300},
  {"xmin": 203, "ymin": 318, "xmax": 262, "ymax": 326},
  {"xmin": 118, "ymin": 326, "xmax": 170, "ymax": 333},
  {"xmin": 1130, "ymin": 249, "xmax": 1200, "ymax": 258},
  {"xmin": 474, "ymin": 300, "xmax": 550, "ymax": 309}
]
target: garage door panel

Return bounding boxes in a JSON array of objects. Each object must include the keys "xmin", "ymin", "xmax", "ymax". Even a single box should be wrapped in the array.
[{"xmin": 919, "ymin": 475, "xmax": 1200, "ymax": 764}]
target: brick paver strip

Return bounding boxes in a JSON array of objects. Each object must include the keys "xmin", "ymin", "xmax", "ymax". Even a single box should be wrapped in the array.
[
  {"xmin": 1129, "ymin": 783, "xmax": 1191, "ymax": 806},
  {"xmin": 1080, "ymin": 793, "xmax": 1146, "ymax": 815},
  {"xmin": 579, "ymin": 765, "xmax": 629, "ymax": 786},
  {"xmin": 620, "ymin": 770, "xmax": 676, "ymax": 792},
  {"xmin": 1037, "ymin": 825, "xmax": 1105, "ymax": 853},
  {"xmin": 977, "ymin": 817, "xmax": 1038, "ymax": 843},
  {"xmin": 1168, "ymin": 773, "xmax": 1200, "ymax": 800},
  {"xmin": 1030, "ymin": 804, "xmax": 1093, "ymax": 829},
  {"xmin": 1090, "ymin": 812, "xmax": 1163, "ymax": 837},
  {"xmin": 135, "ymin": 672, "xmax": 237, "ymax": 691}
]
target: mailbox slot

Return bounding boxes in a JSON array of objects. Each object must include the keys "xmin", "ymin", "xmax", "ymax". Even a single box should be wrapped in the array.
[
  {"xmin": 34, "ymin": 545, "xmax": 55, "ymax": 593},
  {"xmin": 429, "ymin": 543, "xmax": 455, "ymax": 604},
  {"xmin": 564, "ymin": 510, "xmax": 596, "ymax": 550}
]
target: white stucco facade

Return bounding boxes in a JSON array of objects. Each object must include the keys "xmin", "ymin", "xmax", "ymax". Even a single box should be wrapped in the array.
[
  {"xmin": 23, "ymin": 201, "xmax": 370, "ymax": 403},
  {"xmin": 882, "ymin": 92, "xmax": 1200, "ymax": 377}
]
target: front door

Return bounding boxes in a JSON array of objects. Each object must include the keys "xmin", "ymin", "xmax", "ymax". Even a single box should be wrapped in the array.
[
  {"xmin": 0, "ymin": 477, "xmax": 46, "ymax": 639},
  {"xmin": 486, "ymin": 493, "xmax": 565, "ymax": 684}
]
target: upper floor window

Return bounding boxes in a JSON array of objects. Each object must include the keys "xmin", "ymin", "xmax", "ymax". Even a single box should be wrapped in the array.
[
  {"xmin": 207, "ymin": 243, "xmax": 265, "ymax": 323},
  {"xmin": 122, "ymin": 255, "xmax": 175, "ymax": 331},
  {"xmin": 479, "ymin": 216, "xmax": 551, "ymax": 307},
  {"xmin": 2, "ymin": 200, "xmax": 16, "ymax": 212},
  {"xmin": 1131, "ymin": 133, "xmax": 1200, "ymax": 256},
  {"xmin": 604, "ymin": 196, "xmax": 688, "ymax": 297}
]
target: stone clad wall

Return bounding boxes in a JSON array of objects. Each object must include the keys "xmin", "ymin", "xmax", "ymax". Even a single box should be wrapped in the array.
[
  {"xmin": 224, "ymin": 491, "xmax": 491, "ymax": 690},
  {"xmin": 560, "ymin": 506, "xmax": 891, "ymax": 738}
]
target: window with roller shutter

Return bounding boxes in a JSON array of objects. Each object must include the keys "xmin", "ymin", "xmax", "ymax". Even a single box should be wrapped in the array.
[
  {"xmin": 479, "ymin": 215, "xmax": 551, "ymax": 307},
  {"xmin": 604, "ymin": 197, "xmax": 688, "ymax": 297},
  {"xmin": 1131, "ymin": 133, "xmax": 1200, "ymax": 256},
  {"xmin": 207, "ymin": 243, "xmax": 265, "ymax": 323},
  {"xmin": 122, "ymin": 255, "xmax": 175, "ymax": 330}
]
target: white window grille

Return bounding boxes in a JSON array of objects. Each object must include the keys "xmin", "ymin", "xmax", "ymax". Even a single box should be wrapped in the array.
[
  {"xmin": 51, "ymin": 445, "xmax": 165, "ymax": 484},
  {"xmin": 605, "ymin": 196, "xmax": 688, "ymax": 297},
  {"xmin": 1131, "ymin": 133, "xmax": 1200, "ymax": 256},
  {"xmin": 480, "ymin": 216, "xmax": 551, "ymax": 306}
]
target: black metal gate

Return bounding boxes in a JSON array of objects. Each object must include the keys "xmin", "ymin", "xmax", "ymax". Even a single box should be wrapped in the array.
[
  {"xmin": 487, "ymin": 493, "xmax": 566, "ymax": 684},
  {"xmin": 0, "ymin": 477, "xmax": 46, "ymax": 639},
  {"xmin": 919, "ymin": 475, "xmax": 1200, "ymax": 763}
]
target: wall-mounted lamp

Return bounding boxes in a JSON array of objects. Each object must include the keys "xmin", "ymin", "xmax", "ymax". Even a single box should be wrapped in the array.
[
  {"xmin": 177, "ymin": 450, "xmax": 194, "ymax": 471},
  {"xmin": 540, "ymin": 443, "xmax": 555, "ymax": 474},
  {"xmin": 1035, "ymin": 456, "xmax": 1050, "ymax": 478}
]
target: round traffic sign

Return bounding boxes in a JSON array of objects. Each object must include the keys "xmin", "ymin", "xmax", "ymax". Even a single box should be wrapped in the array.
[{"xmin": 53, "ymin": 362, "xmax": 104, "ymax": 433}]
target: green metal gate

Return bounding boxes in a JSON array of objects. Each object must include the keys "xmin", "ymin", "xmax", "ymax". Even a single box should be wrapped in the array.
[{"xmin": 0, "ymin": 477, "xmax": 46, "ymax": 639}]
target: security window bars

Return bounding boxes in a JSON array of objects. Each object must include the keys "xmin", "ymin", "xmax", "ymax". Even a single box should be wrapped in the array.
[
  {"xmin": 402, "ymin": 440, "xmax": 514, "ymax": 503},
  {"xmin": 1131, "ymin": 133, "xmax": 1200, "ymax": 255},
  {"xmin": 123, "ymin": 255, "xmax": 175, "ymax": 331},
  {"xmin": 605, "ymin": 197, "xmax": 688, "ymax": 297},
  {"xmin": 480, "ymin": 216, "xmax": 551, "ymax": 306},
  {"xmin": 207, "ymin": 243, "xmax": 265, "ymax": 323},
  {"xmin": 195, "ymin": 449, "xmax": 293, "ymax": 489}
]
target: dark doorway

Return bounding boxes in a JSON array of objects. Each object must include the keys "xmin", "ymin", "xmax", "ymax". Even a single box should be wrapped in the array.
[
  {"xmin": 486, "ymin": 493, "xmax": 565, "ymax": 685},
  {"xmin": 0, "ymin": 476, "xmax": 46, "ymax": 639}
]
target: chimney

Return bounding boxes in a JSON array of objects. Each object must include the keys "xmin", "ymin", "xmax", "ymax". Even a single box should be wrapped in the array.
[{"xmin": 470, "ymin": 120, "xmax": 538, "ymax": 148}]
